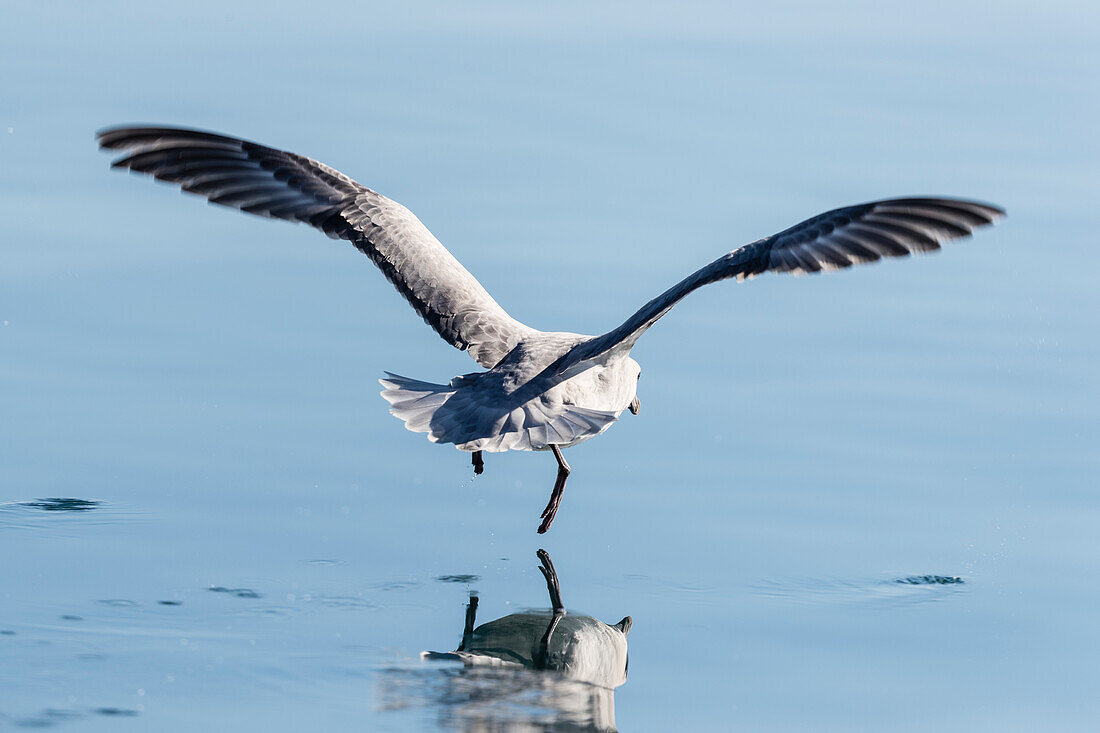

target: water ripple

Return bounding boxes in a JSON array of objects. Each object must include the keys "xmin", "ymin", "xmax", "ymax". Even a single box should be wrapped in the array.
[
  {"xmin": 0, "ymin": 498, "xmax": 140, "ymax": 535},
  {"xmin": 896, "ymin": 575, "xmax": 964, "ymax": 586},
  {"xmin": 751, "ymin": 574, "xmax": 969, "ymax": 608},
  {"xmin": 19, "ymin": 498, "xmax": 101, "ymax": 512},
  {"xmin": 208, "ymin": 586, "xmax": 263, "ymax": 599}
]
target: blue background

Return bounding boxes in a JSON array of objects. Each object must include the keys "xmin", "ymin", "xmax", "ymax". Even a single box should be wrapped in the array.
[{"xmin": 2, "ymin": 2, "xmax": 1098, "ymax": 729}]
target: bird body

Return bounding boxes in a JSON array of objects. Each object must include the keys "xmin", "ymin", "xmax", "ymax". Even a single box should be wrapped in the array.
[
  {"xmin": 381, "ymin": 333, "xmax": 640, "ymax": 453},
  {"xmin": 98, "ymin": 125, "xmax": 1003, "ymax": 532}
]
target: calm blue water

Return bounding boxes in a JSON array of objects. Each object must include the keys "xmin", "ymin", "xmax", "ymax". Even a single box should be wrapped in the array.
[{"xmin": 2, "ymin": 2, "xmax": 1098, "ymax": 730}]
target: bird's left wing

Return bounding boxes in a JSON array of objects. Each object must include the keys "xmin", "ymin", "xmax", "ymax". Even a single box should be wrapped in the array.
[
  {"xmin": 552, "ymin": 197, "xmax": 1004, "ymax": 374},
  {"xmin": 97, "ymin": 126, "xmax": 537, "ymax": 368}
]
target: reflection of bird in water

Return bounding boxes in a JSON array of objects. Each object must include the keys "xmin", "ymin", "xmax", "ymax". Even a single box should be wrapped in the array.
[
  {"xmin": 380, "ymin": 550, "xmax": 629, "ymax": 730},
  {"xmin": 425, "ymin": 550, "xmax": 630, "ymax": 688},
  {"xmin": 98, "ymin": 126, "xmax": 1004, "ymax": 533}
]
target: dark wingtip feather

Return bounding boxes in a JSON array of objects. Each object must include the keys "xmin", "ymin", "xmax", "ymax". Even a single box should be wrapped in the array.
[
  {"xmin": 96, "ymin": 124, "xmax": 258, "ymax": 152},
  {"xmin": 884, "ymin": 196, "xmax": 1005, "ymax": 224}
]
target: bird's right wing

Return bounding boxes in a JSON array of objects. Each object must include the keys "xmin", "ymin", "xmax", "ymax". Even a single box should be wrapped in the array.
[
  {"xmin": 553, "ymin": 197, "xmax": 1004, "ymax": 373},
  {"xmin": 98, "ymin": 126, "xmax": 537, "ymax": 368}
]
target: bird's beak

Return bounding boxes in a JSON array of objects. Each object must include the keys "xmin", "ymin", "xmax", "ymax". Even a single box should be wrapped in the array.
[{"xmin": 628, "ymin": 396, "xmax": 641, "ymax": 415}]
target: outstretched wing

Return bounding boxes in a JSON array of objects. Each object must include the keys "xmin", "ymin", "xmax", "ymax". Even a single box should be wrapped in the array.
[
  {"xmin": 559, "ymin": 197, "xmax": 1004, "ymax": 369},
  {"xmin": 97, "ymin": 126, "xmax": 537, "ymax": 368}
]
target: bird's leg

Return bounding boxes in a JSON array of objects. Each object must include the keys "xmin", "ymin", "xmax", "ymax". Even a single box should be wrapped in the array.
[
  {"xmin": 537, "ymin": 549, "xmax": 565, "ymax": 612},
  {"xmin": 535, "ymin": 549, "xmax": 566, "ymax": 668},
  {"xmin": 536, "ymin": 609, "xmax": 564, "ymax": 670},
  {"xmin": 537, "ymin": 445, "xmax": 570, "ymax": 534},
  {"xmin": 458, "ymin": 593, "xmax": 478, "ymax": 651},
  {"xmin": 471, "ymin": 450, "xmax": 484, "ymax": 475}
]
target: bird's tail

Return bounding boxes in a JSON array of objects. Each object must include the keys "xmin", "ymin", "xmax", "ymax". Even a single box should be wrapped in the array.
[
  {"xmin": 378, "ymin": 373, "xmax": 458, "ymax": 436},
  {"xmin": 378, "ymin": 372, "xmax": 619, "ymax": 453}
]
